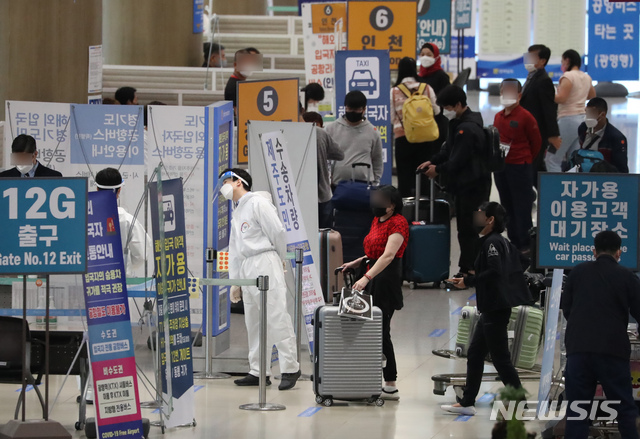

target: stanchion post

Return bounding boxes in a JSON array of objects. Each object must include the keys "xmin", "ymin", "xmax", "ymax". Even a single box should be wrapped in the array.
[
  {"xmin": 239, "ymin": 276, "xmax": 285, "ymax": 411},
  {"xmin": 194, "ymin": 249, "xmax": 229, "ymax": 380},
  {"xmin": 294, "ymin": 249, "xmax": 311, "ymax": 380}
]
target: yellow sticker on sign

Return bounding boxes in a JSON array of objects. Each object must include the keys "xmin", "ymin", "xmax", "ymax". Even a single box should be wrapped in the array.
[
  {"xmin": 236, "ymin": 78, "xmax": 299, "ymax": 164},
  {"xmin": 347, "ymin": 0, "xmax": 417, "ymax": 70},
  {"xmin": 312, "ymin": 3, "xmax": 347, "ymax": 34}
]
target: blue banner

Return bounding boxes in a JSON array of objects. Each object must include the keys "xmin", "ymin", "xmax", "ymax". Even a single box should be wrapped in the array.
[
  {"xmin": 537, "ymin": 173, "xmax": 640, "ymax": 270},
  {"xmin": 0, "ymin": 177, "xmax": 87, "ymax": 275},
  {"xmin": 193, "ymin": 0, "xmax": 204, "ymax": 34},
  {"xmin": 417, "ymin": 0, "xmax": 452, "ymax": 55},
  {"xmin": 70, "ymin": 104, "xmax": 144, "ymax": 166},
  {"xmin": 83, "ymin": 190, "xmax": 144, "ymax": 439},
  {"xmin": 149, "ymin": 178, "xmax": 195, "ymax": 426},
  {"xmin": 450, "ymin": 35, "xmax": 475, "ymax": 59},
  {"xmin": 588, "ymin": 0, "xmax": 640, "ymax": 81},
  {"xmin": 335, "ymin": 50, "xmax": 392, "ymax": 185},
  {"xmin": 454, "ymin": 0, "xmax": 472, "ymax": 30},
  {"xmin": 203, "ymin": 101, "xmax": 234, "ymax": 336},
  {"xmin": 477, "ymin": 56, "xmax": 564, "ymax": 79}
]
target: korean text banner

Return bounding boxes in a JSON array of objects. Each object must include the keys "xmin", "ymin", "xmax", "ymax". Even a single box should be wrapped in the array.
[
  {"xmin": 237, "ymin": 78, "xmax": 300, "ymax": 165},
  {"xmin": 417, "ymin": 0, "xmax": 452, "ymax": 55},
  {"xmin": 302, "ymin": 2, "xmax": 347, "ymax": 91},
  {"xmin": 203, "ymin": 101, "xmax": 234, "ymax": 336},
  {"xmin": 147, "ymin": 105, "xmax": 207, "ymax": 324},
  {"xmin": 149, "ymin": 178, "xmax": 195, "ymax": 428},
  {"xmin": 0, "ymin": 177, "xmax": 87, "ymax": 275},
  {"xmin": 83, "ymin": 190, "xmax": 144, "ymax": 439},
  {"xmin": 260, "ymin": 130, "xmax": 326, "ymax": 352},
  {"xmin": 537, "ymin": 173, "xmax": 639, "ymax": 270},
  {"xmin": 347, "ymin": 0, "xmax": 417, "ymax": 70},
  {"xmin": 454, "ymin": 0, "xmax": 472, "ymax": 29},
  {"xmin": 334, "ymin": 49, "xmax": 392, "ymax": 184},
  {"xmin": 588, "ymin": 0, "xmax": 639, "ymax": 81},
  {"xmin": 4, "ymin": 101, "xmax": 146, "ymax": 225}
]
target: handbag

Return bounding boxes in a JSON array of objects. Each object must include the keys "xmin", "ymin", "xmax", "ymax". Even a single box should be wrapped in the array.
[{"xmin": 337, "ymin": 287, "xmax": 374, "ymax": 321}]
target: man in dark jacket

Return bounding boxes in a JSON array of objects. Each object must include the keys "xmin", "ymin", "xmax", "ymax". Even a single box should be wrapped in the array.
[
  {"xmin": 576, "ymin": 97, "xmax": 629, "ymax": 173},
  {"xmin": 561, "ymin": 231, "xmax": 640, "ymax": 439},
  {"xmin": 520, "ymin": 44, "xmax": 560, "ymax": 187},
  {"xmin": 0, "ymin": 134, "xmax": 62, "ymax": 178},
  {"xmin": 418, "ymin": 85, "xmax": 491, "ymax": 276},
  {"xmin": 442, "ymin": 202, "xmax": 532, "ymax": 416}
]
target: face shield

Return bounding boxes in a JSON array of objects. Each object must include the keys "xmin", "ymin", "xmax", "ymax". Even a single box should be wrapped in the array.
[
  {"xmin": 95, "ymin": 179, "xmax": 125, "ymax": 193},
  {"xmin": 212, "ymin": 171, "xmax": 250, "ymax": 203}
]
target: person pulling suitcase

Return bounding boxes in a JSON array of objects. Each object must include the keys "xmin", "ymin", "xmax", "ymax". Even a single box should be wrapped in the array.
[{"xmin": 441, "ymin": 202, "xmax": 533, "ymax": 415}]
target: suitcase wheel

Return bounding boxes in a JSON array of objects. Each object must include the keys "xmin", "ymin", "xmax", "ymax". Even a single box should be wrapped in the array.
[
  {"xmin": 409, "ymin": 282, "xmax": 416, "ymax": 290},
  {"xmin": 375, "ymin": 398, "xmax": 385, "ymax": 407},
  {"xmin": 315, "ymin": 395, "xmax": 324, "ymax": 405},
  {"xmin": 323, "ymin": 398, "xmax": 334, "ymax": 407}
]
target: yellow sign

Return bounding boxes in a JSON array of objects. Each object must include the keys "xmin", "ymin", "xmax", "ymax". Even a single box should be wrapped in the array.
[
  {"xmin": 237, "ymin": 78, "xmax": 300, "ymax": 164},
  {"xmin": 347, "ymin": 0, "xmax": 417, "ymax": 70},
  {"xmin": 312, "ymin": 3, "xmax": 348, "ymax": 34}
]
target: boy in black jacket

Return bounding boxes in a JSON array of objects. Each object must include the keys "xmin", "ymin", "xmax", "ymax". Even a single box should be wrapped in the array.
[
  {"xmin": 442, "ymin": 202, "xmax": 532, "ymax": 416},
  {"xmin": 418, "ymin": 85, "xmax": 491, "ymax": 277}
]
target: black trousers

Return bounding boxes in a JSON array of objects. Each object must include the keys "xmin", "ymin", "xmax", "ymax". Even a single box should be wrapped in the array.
[
  {"xmin": 394, "ymin": 135, "xmax": 440, "ymax": 198},
  {"xmin": 318, "ymin": 200, "xmax": 333, "ymax": 229},
  {"xmin": 494, "ymin": 164, "xmax": 534, "ymax": 250},
  {"xmin": 460, "ymin": 308, "xmax": 522, "ymax": 407},
  {"xmin": 381, "ymin": 306, "xmax": 397, "ymax": 382},
  {"xmin": 454, "ymin": 181, "xmax": 491, "ymax": 273},
  {"xmin": 565, "ymin": 353, "xmax": 639, "ymax": 439}
]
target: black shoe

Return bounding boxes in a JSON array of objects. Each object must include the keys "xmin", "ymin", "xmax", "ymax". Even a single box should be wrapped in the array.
[
  {"xmin": 234, "ymin": 374, "xmax": 271, "ymax": 386},
  {"xmin": 278, "ymin": 370, "xmax": 301, "ymax": 390}
]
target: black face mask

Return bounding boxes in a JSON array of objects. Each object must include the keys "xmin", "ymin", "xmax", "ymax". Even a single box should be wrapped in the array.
[
  {"xmin": 345, "ymin": 111, "xmax": 364, "ymax": 123},
  {"xmin": 372, "ymin": 207, "xmax": 388, "ymax": 218}
]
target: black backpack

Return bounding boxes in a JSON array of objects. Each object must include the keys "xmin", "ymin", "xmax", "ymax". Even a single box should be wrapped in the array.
[{"xmin": 483, "ymin": 125, "xmax": 505, "ymax": 172}]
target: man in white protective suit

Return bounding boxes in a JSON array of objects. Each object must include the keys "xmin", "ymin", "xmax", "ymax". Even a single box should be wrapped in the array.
[
  {"xmin": 218, "ymin": 168, "xmax": 301, "ymax": 390},
  {"xmin": 95, "ymin": 167, "xmax": 153, "ymax": 278}
]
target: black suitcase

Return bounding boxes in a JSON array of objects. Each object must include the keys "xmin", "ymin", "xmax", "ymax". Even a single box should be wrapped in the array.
[{"xmin": 333, "ymin": 208, "xmax": 373, "ymax": 263}]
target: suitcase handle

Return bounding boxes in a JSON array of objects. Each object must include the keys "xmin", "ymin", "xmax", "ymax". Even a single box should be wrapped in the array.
[
  {"xmin": 414, "ymin": 170, "xmax": 435, "ymax": 223},
  {"xmin": 351, "ymin": 162, "xmax": 372, "ymax": 185},
  {"xmin": 335, "ymin": 266, "xmax": 355, "ymax": 289}
]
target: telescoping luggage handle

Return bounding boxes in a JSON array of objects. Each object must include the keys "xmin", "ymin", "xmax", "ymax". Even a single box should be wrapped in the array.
[
  {"xmin": 414, "ymin": 170, "xmax": 435, "ymax": 223},
  {"xmin": 351, "ymin": 162, "xmax": 372, "ymax": 185}
]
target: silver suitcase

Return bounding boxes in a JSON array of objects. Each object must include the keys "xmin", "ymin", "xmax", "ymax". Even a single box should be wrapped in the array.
[{"xmin": 313, "ymin": 305, "xmax": 384, "ymax": 407}]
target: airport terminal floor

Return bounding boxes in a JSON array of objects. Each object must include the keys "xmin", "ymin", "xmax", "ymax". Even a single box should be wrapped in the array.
[{"xmin": 1, "ymin": 92, "xmax": 639, "ymax": 439}]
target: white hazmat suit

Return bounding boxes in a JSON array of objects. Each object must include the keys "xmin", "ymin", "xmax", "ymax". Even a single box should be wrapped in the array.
[{"xmin": 229, "ymin": 191, "xmax": 299, "ymax": 377}]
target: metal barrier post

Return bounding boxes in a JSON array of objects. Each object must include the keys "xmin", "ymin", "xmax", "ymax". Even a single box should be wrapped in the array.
[
  {"xmin": 294, "ymin": 248, "xmax": 311, "ymax": 381},
  {"xmin": 194, "ymin": 248, "xmax": 230, "ymax": 380},
  {"xmin": 239, "ymin": 276, "xmax": 285, "ymax": 411}
]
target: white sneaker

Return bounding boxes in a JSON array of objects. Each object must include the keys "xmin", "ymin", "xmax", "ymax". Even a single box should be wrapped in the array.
[
  {"xmin": 441, "ymin": 404, "xmax": 476, "ymax": 416},
  {"xmin": 381, "ymin": 386, "xmax": 400, "ymax": 400}
]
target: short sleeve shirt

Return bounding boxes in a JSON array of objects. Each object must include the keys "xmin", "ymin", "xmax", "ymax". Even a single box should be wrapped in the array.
[{"xmin": 363, "ymin": 214, "xmax": 409, "ymax": 259}]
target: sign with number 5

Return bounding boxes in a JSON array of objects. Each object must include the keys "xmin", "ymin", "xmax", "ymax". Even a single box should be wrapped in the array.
[{"xmin": 237, "ymin": 78, "xmax": 299, "ymax": 164}]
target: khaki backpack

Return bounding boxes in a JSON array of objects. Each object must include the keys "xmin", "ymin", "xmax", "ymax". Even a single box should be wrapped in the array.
[{"xmin": 397, "ymin": 83, "xmax": 439, "ymax": 143}]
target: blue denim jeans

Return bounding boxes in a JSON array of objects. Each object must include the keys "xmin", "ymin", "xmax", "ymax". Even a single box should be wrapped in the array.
[{"xmin": 545, "ymin": 114, "xmax": 585, "ymax": 172}]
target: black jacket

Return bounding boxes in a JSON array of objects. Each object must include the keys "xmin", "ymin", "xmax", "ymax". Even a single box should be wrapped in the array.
[
  {"xmin": 562, "ymin": 255, "xmax": 640, "ymax": 360},
  {"xmin": 466, "ymin": 232, "xmax": 533, "ymax": 313},
  {"xmin": 0, "ymin": 161, "xmax": 62, "ymax": 178},
  {"xmin": 430, "ymin": 108, "xmax": 488, "ymax": 194},
  {"xmin": 520, "ymin": 68, "xmax": 560, "ymax": 145},
  {"xmin": 419, "ymin": 69, "xmax": 451, "ymax": 96},
  {"xmin": 577, "ymin": 121, "xmax": 629, "ymax": 173}
]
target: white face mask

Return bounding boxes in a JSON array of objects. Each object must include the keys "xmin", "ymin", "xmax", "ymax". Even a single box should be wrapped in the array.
[
  {"xmin": 443, "ymin": 109, "xmax": 457, "ymax": 120},
  {"xmin": 585, "ymin": 118, "xmax": 598, "ymax": 129},
  {"xmin": 219, "ymin": 183, "xmax": 234, "ymax": 201},
  {"xmin": 16, "ymin": 164, "xmax": 33, "ymax": 175},
  {"xmin": 240, "ymin": 70, "xmax": 254, "ymax": 78},
  {"xmin": 420, "ymin": 55, "xmax": 436, "ymax": 68},
  {"xmin": 500, "ymin": 96, "xmax": 517, "ymax": 107},
  {"xmin": 524, "ymin": 63, "xmax": 536, "ymax": 73}
]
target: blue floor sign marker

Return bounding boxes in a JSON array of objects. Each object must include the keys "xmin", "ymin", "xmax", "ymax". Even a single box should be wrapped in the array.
[
  {"xmin": 451, "ymin": 307, "xmax": 462, "ymax": 315},
  {"xmin": 454, "ymin": 415, "xmax": 472, "ymax": 422},
  {"xmin": 468, "ymin": 293, "xmax": 476, "ymax": 301},
  {"xmin": 298, "ymin": 407, "xmax": 323, "ymax": 417},
  {"xmin": 429, "ymin": 329, "xmax": 447, "ymax": 337}
]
